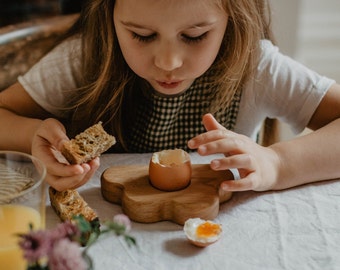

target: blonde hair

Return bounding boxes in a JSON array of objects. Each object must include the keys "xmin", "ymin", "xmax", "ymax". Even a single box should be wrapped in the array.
[
  {"xmin": 64, "ymin": 0, "xmax": 276, "ymax": 150},
  {"xmin": 209, "ymin": 0, "xmax": 273, "ymax": 110}
]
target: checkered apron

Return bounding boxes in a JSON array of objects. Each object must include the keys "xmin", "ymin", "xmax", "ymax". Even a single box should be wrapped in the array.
[{"xmin": 126, "ymin": 74, "xmax": 241, "ymax": 153}]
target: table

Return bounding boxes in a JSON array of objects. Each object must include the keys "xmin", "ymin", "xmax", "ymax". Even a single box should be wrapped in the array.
[{"xmin": 46, "ymin": 153, "xmax": 340, "ymax": 270}]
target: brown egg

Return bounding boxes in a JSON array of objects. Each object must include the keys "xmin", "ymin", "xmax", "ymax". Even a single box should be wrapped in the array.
[{"xmin": 149, "ymin": 149, "xmax": 192, "ymax": 191}]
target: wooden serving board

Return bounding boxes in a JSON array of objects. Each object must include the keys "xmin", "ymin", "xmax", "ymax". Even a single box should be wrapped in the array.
[{"xmin": 101, "ymin": 164, "xmax": 234, "ymax": 225}]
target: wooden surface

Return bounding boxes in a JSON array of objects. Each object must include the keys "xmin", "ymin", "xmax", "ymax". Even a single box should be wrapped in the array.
[{"xmin": 101, "ymin": 164, "xmax": 233, "ymax": 225}]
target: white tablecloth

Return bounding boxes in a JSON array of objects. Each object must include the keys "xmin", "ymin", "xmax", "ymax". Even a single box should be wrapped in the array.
[{"xmin": 46, "ymin": 153, "xmax": 340, "ymax": 270}]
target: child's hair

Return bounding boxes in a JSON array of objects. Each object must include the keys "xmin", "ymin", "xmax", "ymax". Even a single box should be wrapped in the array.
[{"xmin": 60, "ymin": 0, "xmax": 276, "ymax": 150}]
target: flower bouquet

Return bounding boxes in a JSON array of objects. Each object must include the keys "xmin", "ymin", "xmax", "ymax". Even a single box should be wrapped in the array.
[{"xmin": 18, "ymin": 214, "xmax": 136, "ymax": 270}]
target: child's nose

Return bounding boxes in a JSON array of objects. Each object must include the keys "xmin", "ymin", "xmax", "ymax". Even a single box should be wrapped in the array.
[{"xmin": 154, "ymin": 42, "xmax": 183, "ymax": 71}]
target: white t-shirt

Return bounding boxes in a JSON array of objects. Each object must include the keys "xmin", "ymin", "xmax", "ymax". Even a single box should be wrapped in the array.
[
  {"xmin": 18, "ymin": 39, "xmax": 335, "ymax": 142},
  {"xmin": 235, "ymin": 40, "xmax": 334, "ymax": 140},
  {"xmin": 19, "ymin": 38, "xmax": 82, "ymax": 118}
]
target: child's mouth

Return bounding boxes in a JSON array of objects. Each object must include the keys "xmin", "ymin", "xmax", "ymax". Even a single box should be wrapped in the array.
[{"xmin": 157, "ymin": 80, "xmax": 183, "ymax": 89}]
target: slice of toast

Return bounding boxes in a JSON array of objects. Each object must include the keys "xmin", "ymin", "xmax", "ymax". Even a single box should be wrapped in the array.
[
  {"xmin": 49, "ymin": 187, "xmax": 98, "ymax": 222},
  {"xmin": 61, "ymin": 121, "xmax": 116, "ymax": 164},
  {"xmin": 49, "ymin": 187, "xmax": 100, "ymax": 246}
]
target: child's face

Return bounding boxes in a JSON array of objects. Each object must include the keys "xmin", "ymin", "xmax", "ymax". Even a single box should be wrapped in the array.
[{"xmin": 114, "ymin": 0, "xmax": 228, "ymax": 96}]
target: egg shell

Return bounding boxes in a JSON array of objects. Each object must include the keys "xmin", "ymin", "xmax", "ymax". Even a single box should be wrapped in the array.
[
  {"xmin": 188, "ymin": 238, "xmax": 218, "ymax": 248},
  {"xmin": 149, "ymin": 149, "xmax": 192, "ymax": 192}
]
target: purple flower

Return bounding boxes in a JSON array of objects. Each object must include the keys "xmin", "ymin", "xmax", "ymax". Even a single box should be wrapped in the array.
[
  {"xmin": 18, "ymin": 215, "xmax": 136, "ymax": 269},
  {"xmin": 51, "ymin": 220, "xmax": 80, "ymax": 241},
  {"xmin": 113, "ymin": 214, "xmax": 131, "ymax": 232},
  {"xmin": 18, "ymin": 230, "xmax": 53, "ymax": 263},
  {"xmin": 48, "ymin": 238, "xmax": 87, "ymax": 270}
]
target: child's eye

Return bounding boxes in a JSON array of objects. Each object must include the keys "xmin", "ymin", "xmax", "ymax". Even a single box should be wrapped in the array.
[
  {"xmin": 182, "ymin": 32, "xmax": 208, "ymax": 44},
  {"xmin": 132, "ymin": 32, "xmax": 156, "ymax": 43}
]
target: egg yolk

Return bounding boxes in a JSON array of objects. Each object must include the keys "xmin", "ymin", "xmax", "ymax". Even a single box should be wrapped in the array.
[{"xmin": 196, "ymin": 222, "xmax": 221, "ymax": 238}]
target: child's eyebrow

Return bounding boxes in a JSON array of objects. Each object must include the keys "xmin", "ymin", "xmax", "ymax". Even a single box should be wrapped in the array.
[
  {"xmin": 187, "ymin": 21, "xmax": 218, "ymax": 29},
  {"xmin": 120, "ymin": 21, "xmax": 147, "ymax": 29},
  {"xmin": 120, "ymin": 20, "xmax": 217, "ymax": 30}
]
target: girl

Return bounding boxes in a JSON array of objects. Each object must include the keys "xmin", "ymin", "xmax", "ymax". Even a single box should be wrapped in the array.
[{"xmin": 0, "ymin": 0, "xmax": 340, "ymax": 192}]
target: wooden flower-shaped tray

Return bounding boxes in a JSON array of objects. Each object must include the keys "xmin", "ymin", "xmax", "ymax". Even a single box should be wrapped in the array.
[{"xmin": 100, "ymin": 164, "xmax": 233, "ymax": 225}]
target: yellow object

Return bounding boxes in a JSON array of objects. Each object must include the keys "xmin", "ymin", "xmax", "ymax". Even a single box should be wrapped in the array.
[
  {"xmin": 197, "ymin": 221, "xmax": 222, "ymax": 238},
  {"xmin": 0, "ymin": 205, "xmax": 41, "ymax": 270}
]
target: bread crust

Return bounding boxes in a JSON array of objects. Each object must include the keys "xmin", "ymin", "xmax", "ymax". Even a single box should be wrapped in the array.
[
  {"xmin": 61, "ymin": 122, "xmax": 116, "ymax": 164},
  {"xmin": 49, "ymin": 187, "xmax": 98, "ymax": 222},
  {"xmin": 50, "ymin": 122, "xmax": 114, "ymax": 224}
]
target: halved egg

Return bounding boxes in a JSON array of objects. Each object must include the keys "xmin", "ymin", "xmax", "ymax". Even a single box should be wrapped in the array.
[
  {"xmin": 184, "ymin": 218, "xmax": 222, "ymax": 247},
  {"xmin": 149, "ymin": 149, "xmax": 192, "ymax": 191}
]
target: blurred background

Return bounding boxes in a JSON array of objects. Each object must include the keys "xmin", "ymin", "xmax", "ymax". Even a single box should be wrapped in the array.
[
  {"xmin": 270, "ymin": 0, "xmax": 340, "ymax": 139},
  {"xmin": 0, "ymin": 0, "xmax": 339, "ymax": 140},
  {"xmin": 0, "ymin": 0, "xmax": 82, "ymax": 26}
]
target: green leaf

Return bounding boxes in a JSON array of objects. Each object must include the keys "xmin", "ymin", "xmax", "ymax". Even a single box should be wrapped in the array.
[
  {"xmin": 72, "ymin": 215, "xmax": 92, "ymax": 233},
  {"xmin": 82, "ymin": 250, "xmax": 93, "ymax": 270},
  {"xmin": 124, "ymin": 235, "xmax": 137, "ymax": 247}
]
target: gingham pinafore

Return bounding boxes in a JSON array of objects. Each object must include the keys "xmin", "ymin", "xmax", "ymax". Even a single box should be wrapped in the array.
[{"xmin": 126, "ymin": 73, "xmax": 241, "ymax": 153}]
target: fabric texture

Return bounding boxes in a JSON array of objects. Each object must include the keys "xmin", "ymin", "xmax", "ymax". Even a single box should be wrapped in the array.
[
  {"xmin": 126, "ymin": 73, "xmax": 241, "ymax": 152},
  {"xmin": 46, "ymin": 153, "xmax": 340, "ymax": 270}
]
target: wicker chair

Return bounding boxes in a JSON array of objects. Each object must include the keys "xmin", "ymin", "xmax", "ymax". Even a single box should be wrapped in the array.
[{"xmin": 0, "ymin": 14, "xmax": 78, "ymax": 91}]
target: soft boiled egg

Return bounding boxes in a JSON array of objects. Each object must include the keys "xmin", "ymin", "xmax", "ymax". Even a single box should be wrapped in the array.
[
  {"xmin": 184, "ymin": 218, "xmax": 222, "ymax": 247},
  {"xmin": 149, "ymin": 149, "xmax": 192, "ymax": 191}
]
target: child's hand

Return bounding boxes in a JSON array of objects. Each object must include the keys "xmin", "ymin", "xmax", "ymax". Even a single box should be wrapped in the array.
[
  {"xmin": 188, "ymin": 113, "xmax": 280, "ymax": 192},
  {"xmin": 31, "ymin": 118, "xmax": 100, "ymax": 191}
]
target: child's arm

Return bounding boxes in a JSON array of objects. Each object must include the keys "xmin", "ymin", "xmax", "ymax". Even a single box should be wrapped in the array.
[
  {"xmin": 0, "ymin": 83, "xmax": 45, "ymax": 153},
  {"xmin": 269, "ymin": 82, "xmax": 340, "ymax": 190},
  {"xmin": 188, "ymin": 83, "xmax": 340, "ymax": 191},
  {"xmin": 0, "ymin": 82, "xmax": 99, "ymax": 191}
]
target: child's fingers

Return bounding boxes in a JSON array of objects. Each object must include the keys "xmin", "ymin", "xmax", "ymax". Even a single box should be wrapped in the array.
[
  {"xmin": 220, "ymin": 170, "xmax": 269, "ymax": 192},
  {"xmin": 71, "ymin": 163, "xmax": 99, "ymax": 189},
  {"xmin": 46, "ymin": 159, "xmax": 85, "ymax": 177},
  {"xmin": 34, "ymin": 118, "xmax": 69, "ymax": 150},
  {"xmin": 210, "ymin": 154, "xmax": 256, "ymax": 171},
  {"xmin": 202, "ymin": 113, "xmax": 225, "ymax": 131},
  {"xmin": 188, "ymin": 114, "xmax": 231, "ymax": 149},
  {"xmin": 46, "ymin": 166, "xmax": 92, "ymax": 191},
  {"xmin": 188, "ymin": 129, "xmax": 232, "ymax": 149},
  {"xmin": 220, "ymin": 175, "xmax": 256, "ymax": 192},
  {"xmin": 46, "ymin": 158, "xmax": 100, "ymax": 191}
]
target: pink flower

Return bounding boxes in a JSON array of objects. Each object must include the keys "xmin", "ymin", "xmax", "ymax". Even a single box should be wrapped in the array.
[
  {"xmin": 113, "ymin": 214, "xmax": 131, "ymax": 232},
  {"xmin": 18, "ymin": 215, "xmax": 136, "ymax": 269},
  {"xmin": 19, "ymin": 229, "xmax": 53, "ymax": 263},
  {"xmin": 52, "ymin": 220, "xmax": 80, "ymax": 241},
  {"xmin": 48, "ymin": 238, "xmax": 87, "ymax": 270}
]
